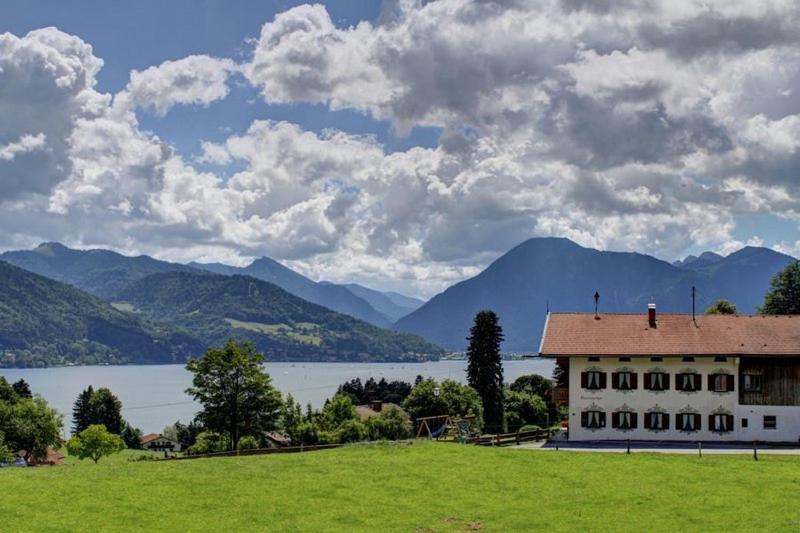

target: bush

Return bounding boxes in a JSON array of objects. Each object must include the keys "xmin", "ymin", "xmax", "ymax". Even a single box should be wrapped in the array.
[
  {"xmin": 504, "ymin": 389, "xmax": 548, "ymax": 429},
  {"xmin": 0, "ymin": 431, "xmax": 14, "ymax": 463},
  {"xmin": 367, "ymin": 406, "xmax": 412, "ymax": 441},
  {"xmin": 237, "ymin": 435, "xmax": 260, "ymax": 450},
  {"xmin": 66, "ymin": 425, "xmax": 126, "ymax": 464},
  {"xmin": 189, "ymin": 431, "xmax": 230, "ymax": 454},
  {"xmin": 334, "ymin": 419, "xmax": 368, "ymax": 443}
]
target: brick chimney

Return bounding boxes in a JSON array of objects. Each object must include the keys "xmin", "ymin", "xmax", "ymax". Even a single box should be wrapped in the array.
[{"xmin": 648, "ymin": 303, "xmax": 657, "ymax": 327}]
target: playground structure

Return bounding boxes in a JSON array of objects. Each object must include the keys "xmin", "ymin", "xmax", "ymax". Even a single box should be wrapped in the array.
[{"xmin": 415, "ymin": 415, "xmax": 476, "ymax": 441}]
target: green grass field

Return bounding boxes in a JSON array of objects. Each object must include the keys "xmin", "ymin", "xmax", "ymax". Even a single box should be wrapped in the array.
[{"xmin": 2, "ymin": 442, "xmax": 799, "ymax": 532}]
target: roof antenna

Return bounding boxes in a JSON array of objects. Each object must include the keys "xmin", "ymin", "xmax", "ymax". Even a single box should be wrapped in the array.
[
  {"xmin": 594, "ymin": 291, "xmax": 600, "ymax": 319},
  {"xmin": 546, "ymin": 299, "xmax": 550, "ymax": 315},
  {"xmin": 692, "ymin": 286, "xmax": 697, "ymax": 323}
]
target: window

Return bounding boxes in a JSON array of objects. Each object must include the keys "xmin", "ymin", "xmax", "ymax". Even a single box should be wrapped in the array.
[
  {"xmin": 650, "ymin": 357, "xmax": 663, "ymax": 362},
  {"xmin": 676, "ymin": 373, "xmax": 700, "ymax": 392},
  {"xmin": 645, "ymin": 412, "xmax": 669, "ymax": 430},
  {"xmin": 612, "ymin": 371, "xmax": 637, "ymax": 390},
  {"xmin": 612, "ymin": 411, "xmax": 637, "ymax": 430},
  {"xmin": 644, "ymin": 372, "xmax": 670, "ymax": 391},
  {"xmin": 676, "ymin": 413, "xmax": 701, "ymax": 432},
  {"xmin": 709, "ymin": 414, "xmax": 734, "ymax": 433},
  {"xmin": 682, "ymin": 357, "xmax": 695, "ymax": 362},
  {"xmin": 763, "ymin": 416, "xmax": 777, "ymax": 430},
  {"xmin": 581, "ymin": 371, "xmax": 606, "ymax": 390},
  {"xmin": 742, "ymin": 418, "xmax": 748, "ymax": 428},
  {"xmin": 743, "ymin": 374, "xmax": 762, "ymax": 392},
  {"xmin": 619, "ymin": 357, "xmax": 631, "ymax": 362},
  {"xmin": 714, "ymin": 356, "xmax": 727, "ymax": 362},
  {"xmin": 588, "ymin": 357, "xmax": 600, "ymax": 362},
  {"xmin": 709, "ymin": 373, "xmax": 735, "ymax": 393},
  {"xmin": 581, "ymin": 410, "xmax": 606, "ymax": 429}
]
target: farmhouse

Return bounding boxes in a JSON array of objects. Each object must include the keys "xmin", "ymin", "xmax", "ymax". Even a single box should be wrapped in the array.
[
  {"xmin": 140, "ymin": 433, "xmax": 181, "ymax": 452},
  {"xmin": 540, "ymin": 305, "xmax": 800, "ymax": 442}
]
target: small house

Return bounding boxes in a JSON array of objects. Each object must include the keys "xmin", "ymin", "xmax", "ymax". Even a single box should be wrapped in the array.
[{"xmin": 140, "ymin": 433, "xmax": 181, "ymax": 452}]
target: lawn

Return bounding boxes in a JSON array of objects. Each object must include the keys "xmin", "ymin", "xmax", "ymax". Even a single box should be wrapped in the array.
[{"xmin": 2, "ymin": 442, "xmax": 799, "ymax": 532}]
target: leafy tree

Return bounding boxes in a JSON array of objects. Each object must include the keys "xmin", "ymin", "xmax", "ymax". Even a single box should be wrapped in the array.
[
  {"xmin": 189, "ymin": 431, "xmax": 230, "ymax": 454},
  {"xmin": 88, "ymin": 388, "xmax": 124, "ymax": 435},
  {"xmin": 760, "ymin": 262, "xmax": 800, "ymax": 315},
  {"xmin": 504, "ymin": 389, "xmax": 548, "ymax": 429},
  {"xmin": 0, "ymin": 397, "xmax": 63, "ymax": 462},
  {"xmin": 11, "ymin": 379, "xmax": 32, "ymax": 399},
  {"xmin": 403, "ymin": 378, "xmax": 483, "ymax": 431},
  {"xmin": 706, "ymin": 299, "xmax": 737, "ymax": 315},
  {"xmin": 237, "ymin": 435, "xmax": 260, "ymax": 450},
  {"xmin": 163, "ymin": 420, "xmax": 203, "ymax": 450},
  {"xmin": 333, "ymin": 419, "xmax": 367, "ymax": 443},
  {"xmin": 321, "ymin": 394, "xmax": 358, "ymax": 430},
  {"xmin": 66, "ymin": 424, "xmax": 125, "ymax": 464},
  {"xmin": 0, "ymin": 431, "xmax": 13, "ymax": 463},
  {"xmin": 509, "ymin": 374, "xmax": 552, "ymax": 397},
  {"xmin": 280, "ymin": 394, "xmax": 305, "ymax": 443},
  {"xmin": 466, "ymin": 310, "xmax": 505, "ymax": 432},
  {"xmin": 366, "ymin": 406, "xmax": 412, "ymax": 441},
  {"xmin": 72, "ymin": 386, "xmax": 94, "ymax": 435},
  {"xmin": 186, "ymin": 340, "xmax": 282, "ymax": 451},
  {"xmin": 0, "ymin": 377, "xmax": 18, "ymax": 404}
]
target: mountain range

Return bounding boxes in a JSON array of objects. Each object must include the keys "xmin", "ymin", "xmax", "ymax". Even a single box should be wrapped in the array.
[{"xmin": 395, "ymin": 238, "xmax": 797, "ymax": 351}]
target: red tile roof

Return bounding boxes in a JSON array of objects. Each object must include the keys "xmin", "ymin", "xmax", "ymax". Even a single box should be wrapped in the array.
[
  {"xmin": 539, "ymin": 313, "xmax": 800, "ymax": 357},
  {"xmin": 140, "ymin": 433, "xmax": 162, "ymax": 444}
]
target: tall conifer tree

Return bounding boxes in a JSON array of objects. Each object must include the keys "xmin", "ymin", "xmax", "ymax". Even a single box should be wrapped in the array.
[{"xmin": 466, "ymin": 310, "xmax": 505, "ymax": 433}]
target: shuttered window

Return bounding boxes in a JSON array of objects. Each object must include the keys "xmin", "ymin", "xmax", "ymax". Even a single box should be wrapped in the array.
[
  {"xmin": 644, "ymin": 372, "xmax": 669, "ymax": 391},
  {"xmin": 709, "ymin": 414, "xmax": 734, "ymax": 433},
  {"xmin": 743, "ymin": 374, "xmax": 761, "ymax": 392},
  {"xmin": 611, "ymin": 372, "xmax": 637, "ymax": 390},
  {"xmin": 581, "ymin": 410, "xmax": 606, "ymax": 429},
  {"xmin": 611, "ymin": 411, "xmax": 637, "ymax": 430},
  {"xmin": 644, "ymin": 412, "xmax": 669, "ymax": 430},
  {"xmin": 709, "ymin": 373, "xmax": 735, "ymax": 393},
  {"xmin": 676, "ymin": 413, "xmax": 701, "ymax": 432},
  {"xmin": 580, "ymin": 371, "xmax": 606, "ymax": 390},
  {"xmin": 676, "ymin": 373, "xmax": 700, "ymax": 392}
]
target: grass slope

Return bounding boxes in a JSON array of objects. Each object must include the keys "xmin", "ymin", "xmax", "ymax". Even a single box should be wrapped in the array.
[{"xmin": 2, "ymin": 443, "xmax": 799, "ymax": 532}]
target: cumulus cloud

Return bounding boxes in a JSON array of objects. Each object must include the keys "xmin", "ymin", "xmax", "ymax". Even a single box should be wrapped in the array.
[
  {"xmin": 1, "ymin": 2, "xmax": 799, "ymax": 297},
  {"xmin": 116, "ymin": 55, "xmax": 236, "ymax": 116}
]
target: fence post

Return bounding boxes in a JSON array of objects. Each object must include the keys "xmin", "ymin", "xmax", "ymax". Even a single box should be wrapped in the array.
[
  {"xmin": 698, "ymin": 441, "xmax": 702, "ymax": 458},
  {"xmin": 753, "ymin": 441, "xmax": 758, "ymax": 461},
  {"xmin": 626, "ymin": 439, "xmax": 630, "ymax": 455},
  {"xmin": 516, "ymin": 429, "xmax": 521, "ymax": 445}
]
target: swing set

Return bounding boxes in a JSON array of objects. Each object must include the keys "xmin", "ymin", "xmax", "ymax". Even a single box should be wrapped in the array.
[{"xmin": 415, "ymin": 415, "xmax": 476, "ymax": 441}]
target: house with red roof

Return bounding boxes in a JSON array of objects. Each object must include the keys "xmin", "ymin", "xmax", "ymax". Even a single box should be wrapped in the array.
[
  {"xmin": 540, "ymin": 304, "xmax": 800, "ymax": 442},
  {"xmin": 140, "ymin": 433, "xmax": 181, "ymax": 452}
]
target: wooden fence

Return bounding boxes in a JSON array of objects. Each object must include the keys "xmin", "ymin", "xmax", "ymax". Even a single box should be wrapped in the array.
[
  {"xmin": 469, "ymin": 428, "xmax": 552, "ymax": 447},
  {"xmin": 168, "ymin": 443, "xmax": 342, "ymax": 460}
]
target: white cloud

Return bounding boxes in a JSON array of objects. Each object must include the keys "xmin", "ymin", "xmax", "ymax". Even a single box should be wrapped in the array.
[
  {"xmin": 116, "ymin": 55, "xmax": 236, "ymax": 116},
  {"xmin": 0, "ymin": 133, "xmax": 46, "ymax": 161}
]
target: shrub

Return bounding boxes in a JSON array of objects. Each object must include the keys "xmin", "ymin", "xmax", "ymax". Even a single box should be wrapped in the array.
[
  {"xmin": 237, "ymin": 435, "xmax": 260, "ymax": 450},
  {"xmin": 189, "ymin": 431, "xmax": 230, "ymax": 454},
  {"xmin": 367, "ymin": 406, "xmax": 412, "ymax": 441},
  {"xmin": 334, "ymin": 419, "xmax": 368, "ymax": 443},
  {"xmin": 66, "ymin": 424, "xmax": 126, "ymax": 464}
]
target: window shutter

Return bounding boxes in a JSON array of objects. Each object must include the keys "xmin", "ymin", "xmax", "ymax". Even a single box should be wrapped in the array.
[
  {"xmin": 630, "ymin": 373, "xmax": 638, "ymax": 389},
  {"xmin": 708, "ymin": 374, "xmax": 715, "ymax": 391},
  {"xmin": 727, "ymin": 375, "xmax": 735, "ymax": 392},
  {"xmin": 726, "ymin": 415, "xmax": 734, "ymax": 431},
  {"xmin": 643, "ymin": 373, "xmax": 651, "ymax": 389},
  {"xmin": 662, "ymin": 413, "xmax": 670, "ymax": 430},
  {"xmin": 581, "ymin": 412, "xmax": 588, "ymax": 427},
  {"xmin": 580, "ymin": 372, "xmax": 588, "ymax": 388},
  {"xmin": 694, "ymin": 374, "xmax": 701, "ymax": 391},
  {"xmin": 663, "ymin": 373, "xmax": 670, "ymax": 391},
  {"xmin": 599, "ymin": 412, "xmax": 606, "ymax": 427},
  {"xmin": 675, "ymin": 374, "xmax": 683, "ymax": 391},
  {"xmin": 708, "ymin": 414, "xmax": 715, "ymax": 431},
  {"xmin": 611, "ymin": 372, "xmax": 619, "ymax": 389},
  {"xmin": 644, "ymin": 413, "xmax": 652, "ymax": 429},
  {"xmin": 676, "ymin": 413, "xmax": 682, "ymax": 429},
  {"xmin": 599, "ymin": 373, "xmax": 607, "ymax": 389},
  {"xmin": 630, "ymin": 412, "xmax": 638, "ymax": 429},
  {"xmin": 611, "ymin": 412, "xmax": 619, "ymax": 429},
  {"xmin": 694, "ymin": 414, "xmax": 702, "ymax": 430}
]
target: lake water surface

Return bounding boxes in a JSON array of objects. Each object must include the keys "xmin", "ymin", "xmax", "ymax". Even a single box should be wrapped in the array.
[{"xmin": 1, "ymin": 359, "xmax": 554, "ymax": 434}]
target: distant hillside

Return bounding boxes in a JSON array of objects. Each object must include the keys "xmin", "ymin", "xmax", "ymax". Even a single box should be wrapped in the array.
[
  {"xmin": 0, "ymin": 243, "xmax": 200, "ymax": 299},
  {"xmin": 339, "ymin": 283, "xmax": 424, "ymax": 322},
  {"xmin": 0, "ymin": 261, "xmax": 202, "ymax": 368},
  {"xmin": 190, "ymin": 257, "xmax": 393, "ymax": 327},
  {"xmin": 114, "ymin": 272, "xmax": 443, "ymax": 362},
  {"xmin": 395, "ymin": 238, "xmax": 797, "ymax": 352}
]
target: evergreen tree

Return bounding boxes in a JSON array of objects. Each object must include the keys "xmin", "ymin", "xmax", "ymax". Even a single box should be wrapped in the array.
[
  {"xmin": 466, "ymin": 310, "xmax": 505, "ymax": 433},
  {"xmin": 88, "ymin": 388, "xmax": 124, "ymax": 435},
  {"xmin": 72, "ymin": 386, "xmax": 94, "ymax": 435},
  {"xmin": 760, "ymin": 261, "xmax": 800, "ymax": 315},
  {"xmin": 11, "ymin": 379, "xmax": 32, "ymax": 399}
]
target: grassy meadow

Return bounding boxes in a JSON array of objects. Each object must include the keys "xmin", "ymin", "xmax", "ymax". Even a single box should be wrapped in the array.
[{"xmin": 2, "ymin": 442, "xmax": 799, "ymax": 532}]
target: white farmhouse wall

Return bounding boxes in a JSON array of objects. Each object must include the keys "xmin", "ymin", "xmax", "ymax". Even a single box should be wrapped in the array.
[{"xmin": 567, "ymin": 356, "xmax": 800, "ymax": 443}]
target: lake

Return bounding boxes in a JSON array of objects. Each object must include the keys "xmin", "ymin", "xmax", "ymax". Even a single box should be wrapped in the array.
[{"xmin": 0, "ymin": 359, "xmax": 554, "ymax": 434}]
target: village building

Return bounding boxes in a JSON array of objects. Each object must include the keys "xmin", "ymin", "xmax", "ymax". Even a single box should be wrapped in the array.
[
  {"xmin": 540, "ymin": 305, "xmax": 800, "ymax": 442},
  {"xmin": 355, "ymin": 400, "xmax": 401, "ymax": 420},
  {"xmin": 140, "ymin": 433, "xmax": 181, "ymax": 452}
]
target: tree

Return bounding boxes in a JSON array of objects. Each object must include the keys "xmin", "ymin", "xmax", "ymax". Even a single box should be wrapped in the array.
[
  {"xmin": 403, "ymin": 378, "xmax": 483, "ymax": 431},
  {"xmin": 120, "ymin": 421, "xmax": 143, "ymax": 449},
  {"xmin": 0, "ymin": 377, "xmax": 18, "ymax": 404},
  {"xmin": 509, "ymin": 374, "xmax": 553, "ymax": 397},
  {"xmin": 66, "ymin": 425, "xmax": 125, "ymax": 463},
  {"xmin": 163, "ymin": 420, "xmax": 203, "ymax": 450},
  {"xmin": 706, "ymin": 299, "xmax": 737, "ymax": 315},
  {"xmin": 0, "ymin": 397, "xmax": 63, "ymax": 462},
  {"xmin": 88, "ymin": 388, "xmax": 124, "ymax": 435},
  {"xmin": 72, "ymin": 386, "xmax": 94, "ymax": 435},
  {"xmin": 0, "ymin": 431, "xmax": 13, "ymax": 464},
  {"xmin": 280, "ymin": 394, "xmax": 305, "ymax": 443},
  {"xmin": 366, "ymin": 406, "xmax": 412, "ymax": 441},
  {"xmin": 237, "ymin": 435, "xmax": 260, "ymax": 450},
  {"xmin": 321, "ymin": 394, "xmax": 358, "ymax": 430},
  {"xmin": 466, "ymin": 310, "xmax": 505, "ymax": 432},
  {"xmin": 760, "ymin": 261, "xmax": 800, "ymax": 315},
  {"xmin": 186, "ymin": 340, "xmax": 282, "ymax": 451},
  {"xmin": 11, "ymin": 379, "xmax": 32, "ymax": 399},
  {"xmin": 504, "ymin": 390, "xmax": 548, "ymax": 429},
  {"xmin": 189, "ymin": 431, "xmax": 229, "ymax": 454}
]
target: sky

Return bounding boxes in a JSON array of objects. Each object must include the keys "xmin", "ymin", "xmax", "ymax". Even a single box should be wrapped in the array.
[{"xmin": 0, "ymin": 0, "xmax": 798, "ymax": 298}]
